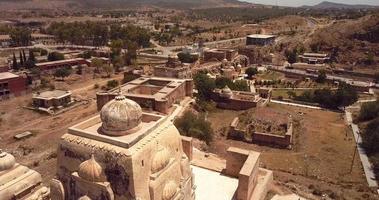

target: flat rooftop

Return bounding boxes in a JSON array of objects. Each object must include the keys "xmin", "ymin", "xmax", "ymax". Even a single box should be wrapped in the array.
[
  {"xmin": 33, "ymin": 90, "xmax": 71, "ymax": 99},
  {"xmin": 35, "ymin": 58, "xmax": 85, "ymax": 66},
  {"xmin": 192, "ymin": 166, "xmax": 238, "ymax": 200},
  {"xmin": 247, "ymin": 34, "xmax": 275, "ymax": 39},
  {"xmin": 0, "ymin": 72, "xmax": 19, "ymax": 80},
  {"xmin": 112, "ymin": 77, "xmax": 187, "ymax": 101},
  {"xmin": 68, "ymin": 111, "xmax": 166, "ymax": 149}
]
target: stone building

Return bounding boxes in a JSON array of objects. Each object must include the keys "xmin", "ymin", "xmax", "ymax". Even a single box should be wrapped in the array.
[
  {"xmin": 154, "ymin": 56, "xmax": 192, "ymax": 79},
  {"xmin": 299, "ymin": 53, "xmax": 330, "ymax": 64},
  {"xmin": 32, "ymin": 90, "xmax": 73, "ymax": 112},
  {"xmin": 0, "ymin": 72, "xmax": 28, "ymax": 100},
  {"xmin": 0, "ymin": 150, "xmax": 50, "ymax": 200},
  {"xmin": 50, "ymin": 95, "xmax": 194, "ymax": 200},
  {"xmin": 211, "ymin": 86, "xmax": 271, "ymax": 110},
  {"xmin": 97, "ymin": 76, "xmax": 193, "ymax": 114},
  {"xmin": 246, "ymin": 34, "xmax": 275, "ymax": 46}
]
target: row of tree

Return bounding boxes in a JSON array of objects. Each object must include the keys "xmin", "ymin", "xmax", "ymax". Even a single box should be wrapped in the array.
[
  {"xmin": 45, "ymin": 22, "xmax": 151, "ymax": 48},
  {"xmin": 12, "ymin": 50, "xmax": 36, "ymax": 71},
  {"xmin": 288, "ymin": 83, "xmax": 358, "ymax": 109}
]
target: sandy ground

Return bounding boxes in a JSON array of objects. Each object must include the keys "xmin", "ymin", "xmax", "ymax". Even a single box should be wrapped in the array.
[
  {"xmin": 202, "ymin": 103, "xmax": 378, "ymax": 200},
  {"xmin": 0, "ymin": 71, "xmax": 123, "ymax": 183}
]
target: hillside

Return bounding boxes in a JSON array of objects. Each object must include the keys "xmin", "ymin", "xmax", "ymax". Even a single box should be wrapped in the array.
[
  {"xmin": 0, "ymin": 0, "xmax": 249, "ymax": 10},
  {"xmin": 303, "ymin": 1, "xmax": 378, "ymax": 9},
  {"xmin": 307, "ymin": 14, "xmax": 379, "ymax": 70}
]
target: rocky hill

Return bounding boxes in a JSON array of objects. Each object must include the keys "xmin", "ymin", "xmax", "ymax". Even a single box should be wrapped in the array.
[
  {"xmin": 0, "ymin": 0, "xmax": 249, "ymax": 10},
  {"xmin": 307, "ymin": 14, "xmax": 379, "ymax": 69},
  {"xmin": 303, "ymin": 1, "xmax": 378, "ymax": 9}
]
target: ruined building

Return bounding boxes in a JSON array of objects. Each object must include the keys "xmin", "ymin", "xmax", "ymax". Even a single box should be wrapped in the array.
[{"xmin": 50, "ymin": 95, "xmax": 194, "ymax": 200}]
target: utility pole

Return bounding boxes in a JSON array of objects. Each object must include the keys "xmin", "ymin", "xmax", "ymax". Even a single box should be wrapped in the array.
[{"xmin": 350, "ymin": 133, "xmax": 360, "ymax": 173}]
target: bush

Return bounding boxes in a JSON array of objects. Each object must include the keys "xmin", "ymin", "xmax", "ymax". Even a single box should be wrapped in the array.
[
  {"xmin": 194, "ymin": 72, "xmax": 215, "ymax": 101},
  {"xmin": 177, "ymin": 52, "xmax": 199, "ymax": 63},
  {"xmin": 174, "ymin": 111, "xmax": 213, "ymax": 145},
  {"xmin": 362, "ymin": 119, "xmax": 379, "ymax": 154},
  {"xmin": 358, "ymin": 101, "xmax": 379, "ymax": 122},
  {"xmin": 48, "ymin": 52, "xmax": 64, "ymax": 61},
  {"xmin": 245, "ymin": 67, "xmax": 258, "ymax": 78},
  {"xmin": 106, "ymin": 80, "xmax": 119, "ymax": 89}
]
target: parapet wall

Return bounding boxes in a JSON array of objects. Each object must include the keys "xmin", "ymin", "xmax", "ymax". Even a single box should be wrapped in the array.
[
  {"xmin": 228, "ymin": 117, "xmax": 293, "ymax": 148},
  {"xmin": 224, "ymin": 147, "xmax": 272, "ymax": 200}
]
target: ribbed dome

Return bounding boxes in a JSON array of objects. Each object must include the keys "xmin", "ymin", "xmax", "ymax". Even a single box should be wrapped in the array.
[
  {"xmin": 221, "ymin": 86, "xmax": 233, "ymax": 98},
  {"xmin": 151, "ymin": 146, "xmax": 170, "ymax": 174},
  {"xmin": 162, "ymin": 181, "xmax": 178, "ymax": 200},
  {"xmin": 100, "ymin": 95, "xmax": 142, "ymax": 136},
  {"xmin": 0, "ymin": 149, "xmax": 16, "ymax": 171},
  {"xmin": 78, "ymin": 155, "xmax": 105, "ymax": 182}
]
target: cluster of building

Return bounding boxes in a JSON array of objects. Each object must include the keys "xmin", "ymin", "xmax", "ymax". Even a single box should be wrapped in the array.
[
  {"xmin": 0, "ymin": 33, "xmax": 56, "ymax": 48},
  {"xmin": 1, "ymin": 84, "xmax": 301, "ymax": 199},
  {"xmin": 212, "ymin": 86, "xmax": 271, "ymax": 110}
]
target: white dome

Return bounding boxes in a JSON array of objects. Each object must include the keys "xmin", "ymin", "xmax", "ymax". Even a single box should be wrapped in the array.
[
  {"xmin": 100, "ymin": 95, "xmax": 142, "ymax": 136},
  {"xmin": 162, "ymin": 181, "xmax": 178, "ymax": 200},
  {"xmin": 0, "ymin": 150, "xmax": 16, "ymax": 171},
  {"xmin": 78, "ymin": 195, "xmax": 92, "ymax": 200},
  {"xmin": 151, "ymin": 146, "xmax": 170, "ymax": 174},
  {"xmin": 221, "ymin": 86, "xmax": 233, "ymax": 98},
  {"xmin": 78, "ymin": 155, "xmax": 105, "ymax": 182}
]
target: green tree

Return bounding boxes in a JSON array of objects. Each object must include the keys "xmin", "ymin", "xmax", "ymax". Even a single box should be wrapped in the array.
[
  {"xmin": 48, "ymin": 52, "xmax": 64, "ymax": 61},
  {"xmin": 12, "ymin": 52, "xmax": 19, "ymax": 71},
  {"xmin": 174, "ymin": 111, "xmax": 214, "ymax": 145},
  {"xmin": 215, "ymin": 77, "xmax": 233, "ymax": 89},
  {"xmin": 106, "ymin": 80, "xmax": 119, "ymax": 89},
  {"xmin": 19, "ymin": 51, "xmax": 24, "ymax": 68},
  {"xmin": 374, "ymin": 72, "xmax": 379, "ymax": 84},
  {"xmin": 316, "ymin": 70, "xmax": 327, "ymax": 83},
  {"xmin": 358, "ymin": 101, "xmax": 379, "ymax": 122},
  {"xmin": 193, "ymin": 72, "xmax": 215, "ymax": 101},
  {"xmin": 91, "ymin": 58, "xmax": 104, "ymax": 74},
  {"xmin": 113, "ymin": 55, "xmax": 125, "ymax": 72},
  {"xmin": 10, "ymin": 27, "xmax": 31, "ymax": 46},
  {"xmin": 22, "ymin": 50, "xmax": 27, "ymax": 64},
  {"xmin": 245, "ymin": 67, "xmax": 258, "ymax": 79},
  {"xmin": 362, "ymin": 119, "xmax": 379, "ymax": 153},
  {"xmin": 102, "ymin": 63, "xmax": 113, "ymax": 78},
  {"xmin": 177, "ymin": 52, "xmax": 198, "ymax": 63},
  {"xmin": 285, "ymin": 49, "xmax": 297, "ymax": 65},
  {"xmin": 54, "ymin": 67, "xmax": 72, "ymax": 81},
  {"xmin": 334, "ymin": 83, "xmax": 358, "ymax": 108}
]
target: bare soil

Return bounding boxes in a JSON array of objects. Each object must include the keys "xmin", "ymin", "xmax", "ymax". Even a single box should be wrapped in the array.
[{"xmin": 202, "ymin": 103, "xmax": 378, "ymax": 200}]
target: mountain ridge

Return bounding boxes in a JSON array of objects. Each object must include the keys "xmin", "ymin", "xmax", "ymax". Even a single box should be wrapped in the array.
[{"xmin": 303, "ymin": 1, "xmax": 379, "ymax": 9}]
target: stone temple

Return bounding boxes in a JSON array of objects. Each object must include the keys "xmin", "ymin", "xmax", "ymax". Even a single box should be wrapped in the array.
[
  {"xmin": 0, "ymin": 149, "xmax": 50, "ymax": 200},
  {"xmin": 50, "ymin": 95, "xmax": 194, "ymax": 200}
]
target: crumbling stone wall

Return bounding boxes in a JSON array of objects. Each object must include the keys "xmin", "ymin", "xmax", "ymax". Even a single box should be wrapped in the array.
[{"xmin": 228, "ymin": 117, "xmax": 293, "ymax": 148}]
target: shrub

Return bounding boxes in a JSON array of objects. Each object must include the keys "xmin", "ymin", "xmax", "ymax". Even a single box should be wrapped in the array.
[
  {"xmin": 362, "ymin": 119, "xmax": 379, "ymax": 154},
  {"xmin": 106, "ymin": 80, "xmax": 119, "ymax": 89},
  {"xmin": 174, "ymin": 111, "xmax": 214, "ymax": 145},
  {"xmin": 358, "ymin": 101, "xmax": 379, "ymax": 122}
]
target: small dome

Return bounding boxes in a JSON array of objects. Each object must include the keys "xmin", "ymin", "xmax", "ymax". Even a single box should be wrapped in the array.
[
  {"xmin": 221, "ymin": 86, "xmax": 233, "ymax": 98},
  {"xmin": 78, "ymin": 196, "xmax": 91, "ymax": 200},
  {"xmin": 78, "ymin": 195, "xmax": 91, "ymax": 200},
  {"xmin": 151, "ymin": 146, "xmax": 170, "ymax": 174},
  {"xmin": 100, "ymin": 95, "xmax": 142, "ymax": 136},
  {"xmin": 0, "ymin": 149, "xmax": 16, "ymax": 171},
  {"xmin": 78, "ymin": 155, "xmax": 105, "ymax": 182},
  {"xmin": 236, "ymin": 64, "xmax": 242, "ymax": 69},
  {"xmin": 162, "ymin": 181, "xmax": 178, "ymax": 200}
]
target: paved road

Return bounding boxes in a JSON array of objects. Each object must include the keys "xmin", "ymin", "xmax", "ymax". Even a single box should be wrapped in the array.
[
  {"xmin": 269, "ymin": 66, "xmax": 379, "ymax": 89},
  {"xmin": 345, "ymin": 110, "xmax": 378, "ymax": 187}
]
